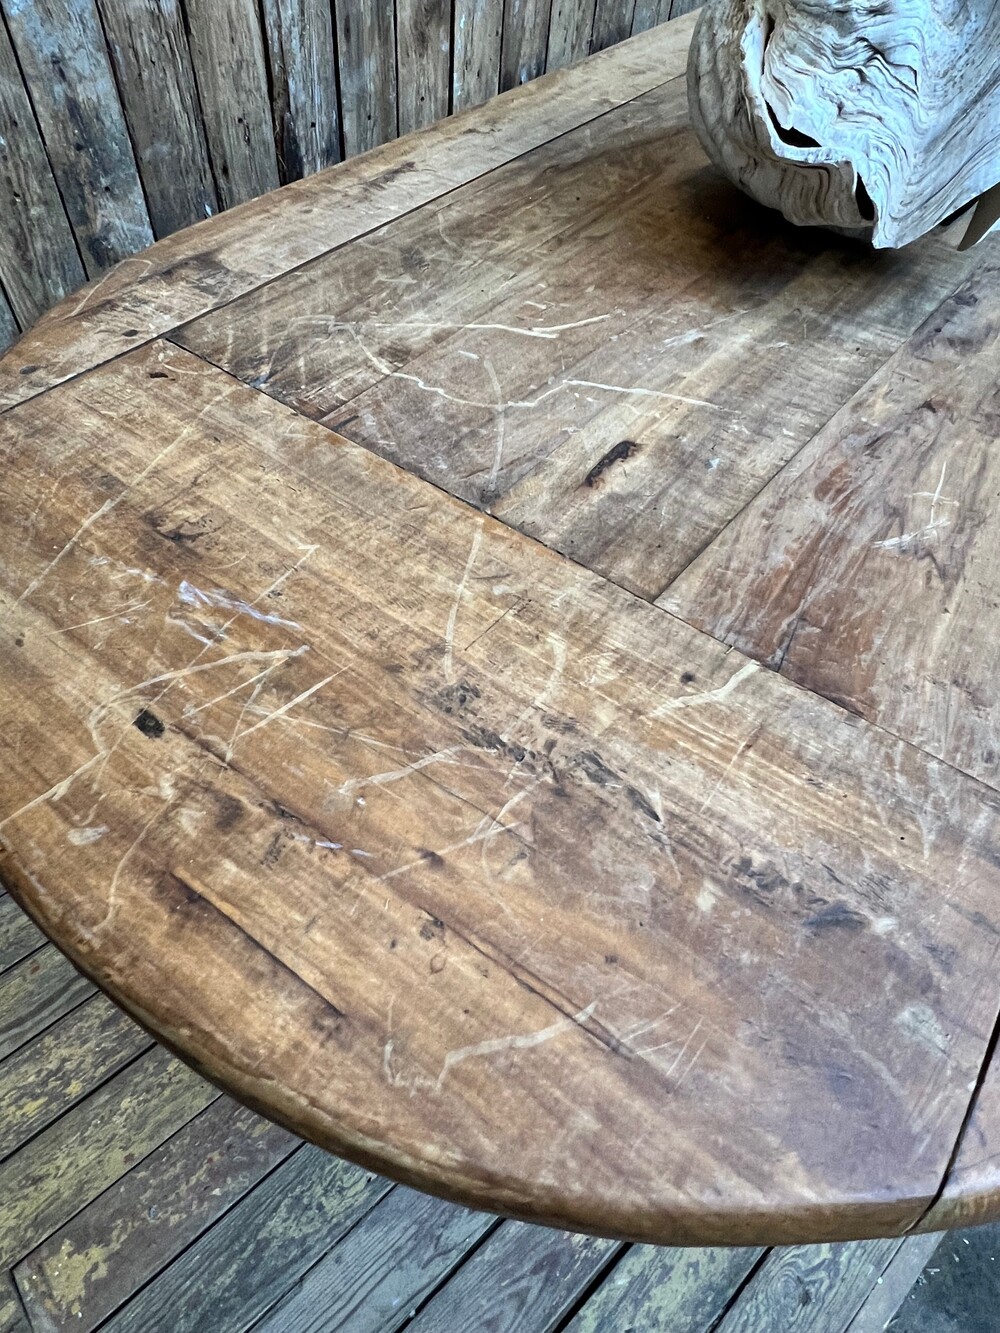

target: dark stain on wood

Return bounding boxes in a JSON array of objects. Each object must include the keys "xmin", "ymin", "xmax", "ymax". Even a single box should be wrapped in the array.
[{"xmin": 583, "ymin": 439, "xmax": 639, "ymax": 488}]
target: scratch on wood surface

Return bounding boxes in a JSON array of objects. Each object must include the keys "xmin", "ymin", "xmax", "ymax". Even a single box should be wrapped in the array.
[
  {"xmin": 296, "ymin": 313, "xmax": 612, "ymax": 340},
  {"xmin": 651, "ymin": 659, "xmax": 760, "ymax": 719},
  {"xmin": 227, "ymin": 668, "xmax": 344, "ymax": 755},
  {"xmin": 432, "ymin": 999, "xmax": 599, "ymax": 1090},
  {"xmin": 378, "ymin": 815, "xmax": 524, "ymax": 883},
  {"xmin": 443, "ymin": 521, "xmax": 484, "ymax": 681}
]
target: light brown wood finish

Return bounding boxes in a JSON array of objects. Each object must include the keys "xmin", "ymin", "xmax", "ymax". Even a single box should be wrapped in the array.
[
  {"xmin": 2, "ymin": 332, "xmax": 1000, "ymax": 1244},
  {"xmin": 0, "ymin": 11, "xmax": 696, "ymax": 413},
  {"xmin": 3, "ymin": 13, "xmax": 1000, "ymax": 1246}
]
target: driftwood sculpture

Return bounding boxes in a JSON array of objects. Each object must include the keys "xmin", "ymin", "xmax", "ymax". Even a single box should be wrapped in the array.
[{"xmin": 687, "ymin": 0, "xmax": 1000, "ymax": 249}]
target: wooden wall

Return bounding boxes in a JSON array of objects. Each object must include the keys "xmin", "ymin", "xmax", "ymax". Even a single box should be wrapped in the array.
[{"xmin": 0, "ymin": 0, "xmax": 694, "ymax": 352}]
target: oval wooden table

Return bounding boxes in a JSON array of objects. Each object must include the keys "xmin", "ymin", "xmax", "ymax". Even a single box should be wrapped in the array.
[{"xmin": 3, "ymin": 11, "xmax": 1000, "ymax": 1249}]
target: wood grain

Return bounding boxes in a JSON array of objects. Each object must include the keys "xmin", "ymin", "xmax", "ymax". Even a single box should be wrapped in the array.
[
  {"xmin": 547, "ymin": 0, "xmax": 597, "ymax": 69},
  {"xmin": 631, "ymin": 0, "xmax": 671, "ymax": 32},
  {"xmin": 260, "ymin": 0, "xmax": 341, "ymax": 181},
  {"xmin": 183, "ymin": 0, "xmax": 279, "ymax": 210},
  {"xmin": 179, "ymin": 81, "xmax": 975, "ymax": 601},
  {"xmin": 452, "ymin": 0, "xmax": 503, "ymax": 109},
  {"xmin": 3, "ymin": 338, "xmax": 1000, "ymax": 1242},
  {"xmin": 0, "ymin": 995, "xmax": 150, "ymax": 1162},
  {"xmin": 335, "ymin": 0, "xmax": 398, "ymax": 154},
  {"xmin": 0, "ymin": 11, "xmax": 696, "ymax": 414},
  {"xmin": 406, "ymin": 1221, "xmax": 619, "ymax": 1332},
  {"xmin": 100, "ymin": 1149, "xmax": 389, "ymax": 1333},
  {"xmin": 16, "ymin": 1099, "xmax": 296, "ymax": 1333},
  {"xmin": 0, "ymin": 948, "xmax": 93, "ymax": 1062},
  {"xmin": 397, "ymin": 0, "xmax": 452, "ymax": 134},
  {"xmin": 0, "ymin": 14, "xmax": 83, "ymax": 325},
  {"xmin": 96, "ymin": 0, "xmax": 218, "ymax": 237},
  {"xmin": 254, "ymin": 1188, "xmax": 496, "ymax": 1333},
  {"xmin": 0, "ymin": 0, "xmax": 151, "ymax": 275},
  {"xmin": 502, "ymin": 0, "xmax": 555, "ymax": 89},
  {"xmin": 0, "ymin": 1045, "xmax": 217, "ymax": 1271},
  {"xmin": 564, "ymin": 1244, "xmax": 762, "ymax": 1331},
  {"xmin": 0, "ymin": 893, "xmax": 44, "ymax": 974},
  {"xmin": 592, "ymin": 0, "xmax": 636, "ymax": 48}
]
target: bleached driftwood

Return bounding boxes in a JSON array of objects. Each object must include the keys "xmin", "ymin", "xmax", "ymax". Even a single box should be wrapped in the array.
[{"xmin": 687, "ymin": 0, "xmax": 1000, "ymax": 249}]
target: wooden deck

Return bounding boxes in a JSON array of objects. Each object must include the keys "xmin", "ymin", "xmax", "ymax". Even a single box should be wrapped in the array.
[{"xmin": 0, "ymin": 890, "xmax": 941, "ymax": 1331}]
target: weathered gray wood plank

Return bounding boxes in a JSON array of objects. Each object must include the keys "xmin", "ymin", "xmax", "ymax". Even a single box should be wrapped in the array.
[
  {"xmin": 845, "ymin": 1234, "xmax": 944, "ymax": 1333},
  {"xmin": 632, "ymin": 0, "xmax": 671, "ymax": 32},
  {"xmin": 255, "ymin": 1187, "xmax": 498, "ymax": 1333},
  {"xmin": 335, "ymin": 0, "xmax": 398, "ymax": 154},
  {"xmin": 501, "ymin": 0, "xmax": 554, "ymax": 90},
  {"xmin": 260, "ymin": 0, "xmax": 341, "ymax": 181},
  {"xmin": 96, "ymin": 0, "xmax": 218, "ymax": 237},
  {"xmin": 0, "ymin": 0, "xmax": 150, "ymax": 276},
  {"xmin": 0, "ymin": 1273, "xmax": 29, "ymax": 1333},
  {"xmin": 102, "ymin": 1147, "xmax": 390, "ymax": 1333},
  {"xmin": 396, "ymin": 0, "xmax": 452, "ymax": 133},
  {"xmin": 183, "ymin": 0, "xmax": 279, "ymax": 209},
  {"xmin": 406, "ymin": 1221, "xmax": 621, "ymax": 1332},
  {"xmin": 452, "ymin": 0, "xmax": 503, "ymax": 110},
  {"xmin": 0, "ymin": 15, "xmax": 83, "ymax": 324},
  {"xmin": 16, "ymin": 1099, "xmax": 297, "ymax": 1333},
  {"xmin": 592, "ymin": 0, "xmax": 636, "ymax": 48},
  {"xmin": 0, "ymin": 946, "xmax": 93, "ymax": 1062},
  {"xmin": 714, "ymin": 1240, "xmax": 906, "ymax": 1332},
  {"xmin": 0, "ymin": 994, "xmax": 150, "ymax": 1162},
  {"xmin": 566, "ymin": 1244, "xmax": 763, "ymax": 1331},
  {"xmin": 547, "ymin": 0, "xmax": 597, "ymax": 69},
  {"xmin": 0, "ymin": 1044, "xmax": 217, "ymax": 1271},
  {"xmin": 0, "ymin": 893, "xmax": 44, "ymax": 974}
]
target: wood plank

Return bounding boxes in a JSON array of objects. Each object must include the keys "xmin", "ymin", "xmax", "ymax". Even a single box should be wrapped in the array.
[
  {"xmin": 0, "ymin": 892, "xmax": 45, "ymax": 974},
  {"xmin": 180, "ymin": 83, "xmax": 976, "ymax": 601},
  {"xmin": 844, "ymin": 1234, "xmax": 944, "ymax": 1333},
  {"xmin": 396, "ymin": 0, "xmax": 452, "ymax": 134},
  {"xmin": 2, "ymin": 341, "xmax": 1000, "ymax": 1242},
  {"xmin": 0, "ymin": 947, "xmax": 94, "ymax": 1062},
  {"xmin": 254, "ymin": 1187, "xmax": 497, "ymax": 1333},
  {"xmin": 405, "ymin": 1221, "xmax": 620, "ymax": 1332},
  {"xmin": 547, "ymin": 0, "xmax": 597, "ymax": 69},
  {"xmin": 713, "ymin": 1240, "xmax": 906, "ymax": 1332},
  {"xmin": 592, "ymin": 0, "xmax": 636, "ymax": 49},
  {"xmin": 183, "ymin": 0, "xmax": 279, "ymax": 209},
  {"xmin": 0, "ymin": 16, "xmax": 83, "ymax": 325},
  {"xmin": 0, "ymin": 1274, "xmax": 29, "ymax": 1333},
  {"xmin": 0, "ymin": 993, "xmax": 150, "ymax": 1162},
  {"xmin": 668, "ymin": 0, "xmax": 701, "ymax": 17},
  {"xmin": 632, "ymin": 1, "xmax": 671, "ymax": 33},
  {"xmin": 660, "ymin": 254, "xmax": 1000, "ymax": 780},
  {"xmin": 501, "ymin": 0, "xmax": 554, "ymax": 90},
  {"xmin": 0, "ymin": 12, "xmax": 697, "ymax": 413},
  {"xmin": 96, "ymin": 0, "xmax": 218, "ymax": 238},
  {"xmin": 335, "ymin": 0, "xmax": 398, "ymax": 155},
  {"xmin": 0, "ymin": 0, "xmax": 150, "ymax": 277},
  {"xmin": 16, "ymin": 1099, "xmax": 297, "ymax": 1333},
  {"xmin": 260, "ymin": 0, "xmax": 341, "ymax": 181},
  {"xmin": 920, "ymin": 1054, "xmax": 1000, "ymax": 1230},
  {"xmin": 565, "ymin": 1243, "xmax": 762, "ymax": 1331},
  {"xmin": 101, "ymin": 1148, "xmax": 389, "ymax": 1333},
  {"xmin": 0, "ymin": 1044, "xmax": 217, "ymax": 1271},
  {"xmin": 452, "ymin": 0, "xmax": 503, "ymax": 110}
]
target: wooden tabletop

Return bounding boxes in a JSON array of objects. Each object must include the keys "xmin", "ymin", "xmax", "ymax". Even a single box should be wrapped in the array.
[{"xmin": 2, "ymin": 10, "xmax": 1000, "ymax": 1247}]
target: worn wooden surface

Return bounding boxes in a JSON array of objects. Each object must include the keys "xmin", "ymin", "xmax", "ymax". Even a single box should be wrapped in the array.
[
  {"xmin": 0, "ymin": 0, "xmax": 686, "ymax": 356},
  {"xmin": 2, "ymin": 8, "xmax": 1000, "ymax": 1255},
  {"xmin": 0, "ymin": 905, "xmax": 946, "ymax": 1329}
]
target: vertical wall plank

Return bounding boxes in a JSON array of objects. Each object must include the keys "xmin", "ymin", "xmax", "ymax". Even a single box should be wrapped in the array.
[
  {"xmin": 97, "ymin": 0, "xmax": 217, "ymax": 238},
  {"xmin": 396, "ymin": 0, "xmax": 451, "ymax": 134},
  {"xmin": 184, "ymin": 0, "xmax": 279, "ymax": 210},
  {"xmin": 0, "ymin": 286, "xmax": 19, "ymax": 355},
  {"xmin": 1, "ymin": 0, "xmax": 152, "ymax": 276},
  {"xmin": 501, "ymin": 0, "xmax": 554, "ymax": 90},
  {"xmin": 592, "ymin": 0, "xmax": 636, "ymax": 48},
  {"xmin": 335, "ymin": 0, "xmax": 397, "ymax": 154},
  {"xmin": 546, "ymin": 0, "xmax": 596, "ymax": 70},
  {"xmin": 667, "ymin": 0, "xmax": 700, "ymax": 16},
  {"xmin": 0, "ymin": 12, "xmax": 84, "ymax": 322},
  {"xmin": 631, "ymin": 0, "xmax": 670, "ymax": 32},
  {"xmin": 452, "ymin": 0, "xmax": 502, "ymax": 111},
  {"xmin": 260, "ymin": 0, "xmax": 341, "ymax": 181}
]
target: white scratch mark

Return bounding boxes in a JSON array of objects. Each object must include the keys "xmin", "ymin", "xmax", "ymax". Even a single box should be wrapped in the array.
[
  {"xmin": 442, "ymin": 522, "xmax": 484, "ymax": 681},
  {"xmin": 433, "ymin": 1000, "xmax": 598, "ymax": 1090},
  {"xmin": 229, "ymin": 669, "xmax": 343, "ymax": 752},
  {"xmin": 67, "ymin": 825, "xmax": 108, "ymax": 846},
  {"xmin": 651, "ymin": 660, "xmax": 759, "ymax": 719},
  {"xmin": 177, "ymin": 581, "xmax": 302, "ymax": 629}
]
